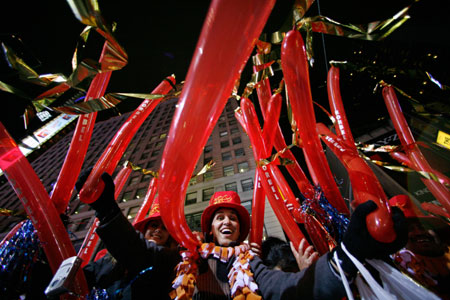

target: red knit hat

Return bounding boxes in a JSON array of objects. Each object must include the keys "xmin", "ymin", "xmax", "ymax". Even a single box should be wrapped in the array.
[
  {"xmin": 134, "ymin": 197, "xmax": 162, "ymax": 234},
  {"xmin": 201, "ymin": 191, "xmax": 250, "ymax": 243}
]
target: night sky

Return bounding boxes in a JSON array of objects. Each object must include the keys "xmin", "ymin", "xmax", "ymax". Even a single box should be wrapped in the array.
[{"xmin": 1, "ymin": 0, "xmax": 449, "ymax": 141}]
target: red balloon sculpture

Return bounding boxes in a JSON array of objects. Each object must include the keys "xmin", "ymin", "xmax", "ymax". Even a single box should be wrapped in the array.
[
  {"xmin": 133, "ymin": 177, "xmax": 158, "ymax": 225},
  {"xmin": 317, "ymin": 123, "xmax": 395, "ymax": 242},
  {"xmin": 237, "ymin": 97, "xmax": 308, "ymax": 249},
  {"xmin": 254, "ymin": 65, "xmax": 315, "ymax": 199},
  {"xmin": 50, "ymin": 70, "xmax": 112, "ymax": 213},
  {"xmin": 382, "ymin": 85, "xmax": 450, "ymax": 213},
  {"xmin": 0, "ymin": 123, "xmax": 89, "ymax": 296},
  {"xmin": 79, "ymin": 76, "xmax": 175, "ymax": 204},
  {"xmin": 281, "ymin": 30, "xmax": 349, "ymax": 215},
  {"xmin": 157, "ymin": 0, "xmax": 276, "ymax": 251},
  {"xmin": 325, "ymin": 66, "xmax": 395, "ymax": 242}
]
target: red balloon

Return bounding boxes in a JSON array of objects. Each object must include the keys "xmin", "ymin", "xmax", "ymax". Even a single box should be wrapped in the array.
[
  {"xmin": 255, "ymin": 77, "xmax": 315, "ymax": 199},
  {"xmin": 261, "ymin": 93, "xmax": 281, "ymax": 157},
  {"xmin": 317, "ymin": 123, "xmax": 395, "ymax": 243},
  {"xmin": 133, "ymin": 177, "xmax": 158, "ymax": 225},
  {"xmin": 249, "ymin": 170, "xmax": 265, "ymax": 245},
  {"xmin": 382, "ymin": 86, "xmax": 450, "ymax": 212},
  {"xmin": 157, "ymin": 0, "xmax": 275, "ymax": 251},
  {"xmin": 237, "ymin": 98, "xmax": 308, "ymax": 249},
  {"xmin": 281, "ymin": 30, "xmax": 349, "ymax": 214},
  {"xmin": 260, "ymin": 163, "xmax": 308, "ymax": 248},
  {"xmin": 78, "ymin": 166, "xmax": 132, "ymax": 268},
  {"xmin": 390, "ymin": 150, "xmax": 450, "ymax": 187},
  {"xmin": 50, "ymin": 71, "xmax": 112, "ymax": 213},
  {"xmin": 79, "ymin": 76, "xmax": 175, "ymax": 204},
  {"xmin": 327, "ymin": 66, "xmax": 355, "ymax": 147},
  {"xmin": 0, "ymin": 123, "xmax": 89, "ymax": 295}
]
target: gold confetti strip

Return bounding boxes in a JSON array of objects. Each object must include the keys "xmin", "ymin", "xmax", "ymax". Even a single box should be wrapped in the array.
[
  {"xmin": 358, "ymin": 150, "xmax": 448, "ymax": 186},
  {"xmin": 49, "ymin": 82, "xmax": 183, "ymax": 115},
  {"xmin": 127, "ymin": 161, "xmax": 159, "ymax": 178},
  {"xmin": 0, "ymin": 208, "xmax": 27, "ymax": 218}
]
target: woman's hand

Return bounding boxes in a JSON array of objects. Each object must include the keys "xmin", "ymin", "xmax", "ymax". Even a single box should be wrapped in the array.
[{"xmin": 290, "ymin": 239, "xmax": 319, "ymax": 271}]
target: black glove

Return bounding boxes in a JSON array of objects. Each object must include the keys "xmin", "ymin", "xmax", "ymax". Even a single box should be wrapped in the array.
[
  {"xmin": 333, "ymin": 200, "xmax": 407, "ymax": 276},
  {"xmin": 77, "ymin": 171, "xmax": 120, "ymax": 222},
  {"xmin": 75, "ymin": 167, "xmax": 93, "ymax": 192}
]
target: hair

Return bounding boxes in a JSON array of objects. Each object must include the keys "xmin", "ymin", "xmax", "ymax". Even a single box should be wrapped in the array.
[{"xmin": 261, "ymin": 236, "xmax": 299, "ymax": 273}]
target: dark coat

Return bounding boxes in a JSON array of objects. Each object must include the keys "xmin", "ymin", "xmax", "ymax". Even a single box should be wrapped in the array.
[
  {"xmin": 191, "ymin": 250, "xmax": 346, "ymax": 300},
  {"xmin": 83, "ymin": 212, "xmax": 180, "ymax": 299},
  {"xmin": 250, "ymin": 255, "xmax": 346, "ymax": 300}
]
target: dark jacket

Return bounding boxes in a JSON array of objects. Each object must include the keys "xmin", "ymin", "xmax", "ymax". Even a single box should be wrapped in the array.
[
  {"xmin": 192, "ymin": 250, "xmax": 345, "ymax": 300},
  {"xmin": 83, "ymin": 212, "xmax": 180, "ymax": 299},
  {"xmin": 250, "ymin": 255, "xmax": 346, "ymax": 300}
]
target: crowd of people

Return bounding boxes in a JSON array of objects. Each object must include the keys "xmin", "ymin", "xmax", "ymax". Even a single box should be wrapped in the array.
[{"xmin": 73, "ymin": 171, "xmax": 437, "ymax": 300}]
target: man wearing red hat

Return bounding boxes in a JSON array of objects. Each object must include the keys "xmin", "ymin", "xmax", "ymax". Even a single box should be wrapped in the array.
[
  {"xmin": 186, "ymin": 190, "xmax": 408, "ymax": 300},
  {"xmin": 81, "ymin": 173, "xmax": 180, "ymax": 299}
]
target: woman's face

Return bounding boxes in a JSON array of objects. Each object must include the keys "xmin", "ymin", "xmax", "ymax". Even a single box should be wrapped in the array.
[
  {"xmin": 210, "ymin": 208, "xmax": 240, "ymax": 246},
  {"xmin": 144, "ymin": 219, "xmax": 170, "ymax": 246}
]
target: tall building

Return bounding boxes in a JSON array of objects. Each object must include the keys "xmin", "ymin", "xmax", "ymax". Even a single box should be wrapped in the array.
[{"xmin": 0, "ymin": 97, "xmax": 285, "ymax": 255}]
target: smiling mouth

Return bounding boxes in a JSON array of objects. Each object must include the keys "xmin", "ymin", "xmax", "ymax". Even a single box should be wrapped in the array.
[{"xmin": 220, "ymin": 229, "xmax": 233, "ymax": 235}]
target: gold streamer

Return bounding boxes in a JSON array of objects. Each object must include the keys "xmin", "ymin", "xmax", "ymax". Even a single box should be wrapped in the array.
[
  {"xmin": 195, "ymin": 160, "xmax": 216, "ymax": 177},
  {"xmin": 127, "ymin": 161, "xmax": 159, "ymax": 178},
  {"xmin": 358, "ymin": 150, "xmax": 449, "ymax": 187},
  {"xmin": 0, "ymin": 208, "xmax": 27, "ymax": 218}
]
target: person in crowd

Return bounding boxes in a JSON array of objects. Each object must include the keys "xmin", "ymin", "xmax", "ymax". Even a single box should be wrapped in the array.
[
  {"xmin": 192, "ymin": 190, "xmax": 407, "ymax": 300},
  {"xmin": 79, "ymin": 173, "xmax": 180, "ymax": 300},
  {"xmin": 261, "ymin": 236, "xmax": 318, "ymax": 272},
  {"xmin": 390, "ymin": 195, "xmax": 450, "ymax": 299}
]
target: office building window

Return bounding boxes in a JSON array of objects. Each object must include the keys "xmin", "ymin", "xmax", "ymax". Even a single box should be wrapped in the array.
[
  {"xmin": 185, "ymin": 192, "xmax": 197, "ymax": 205},
  {"xmin": 129, "ymin": 176, "xmax": 140, "ymax": 185},
  {"xmin": 219, "ymin": 130, "xmax": 228, "ymax": 137},
  {"xmin": 76, "ymin": 218, "xmax": 92, "ymax": 231},
  {"xmin": 234, "ymin": 148, "xmax": 245, "ymax": 157},
  {"xmin": 204, "ymin": 145, "xmax": 213, "ymax": 154},
  {"xmin": 150, "ymin": 135, "xmax": 158, "ymax": 142},
  {"xmin": 232, "ymin": 137, "xmax": 241, "ymax": 145},
  {"xmin": 121, "ymin": 191, "xmax": 133, "ymax": 202},
  {"xmin": 220, "ymin": 140, "xmax": 230, "ymax": 148},
  {"xmin": 145, "ymin": 143, "xmax": 153, "ymax": 150},
  {"xmin": 203, "ymin": 171, "xmax": 213, "ymax": 181},
  {"xmin": 228, "ymin": 119, "xmax": 237, "ymax": 126},
  {"xmin": 203, "ymin": 188, "xmax": 215, "ymax": 202},
  {"xmin": 219, "ymin": 122, "xmax": 227, "ymax": 128},
  {"xmin": 237, "ymin": 161, "xmax": 249, "ymax": 173},
  {"xmin": 223, "ymin": 165, "xmax": 235, "ymax": 177},
  {"xmin": 141, "ymin": 152, "xmax": 150, "ymax": 160},
  {"xmin": 155, "ymin": 140, "xmax": 164, "ymax": 148},
  {"xmin": 241, "ymin": 178, "xmax": 254, "ymax": 191},
  {"xmin": 143, "ymin": 174, "xmax": 152, "ymax": 182},
  {"xmin": 151, "ymin": 149, "xmax": 160, "ymax": 157},
  {"xmin": 127, "ymin": 206, "xmax": 141, "ymax": 220},
  {"xmin": 136, "ymin": 188, "xmax": 147, "ymax": 199},
  {"xmin": 225, "ymin": 182, "xmax": 238, "ymax": 192},
  {"xmin": 186, "ymin": 212, "xmax": 202, "ymax": 231},
  {"xmin": 189, "ymin": 177, "xmax": 197, "ymax": 186},
  {"xmin": 147, "ymin": 160, "xmax": 156, "ymax": 168},
  {"xmin": 222, "ymin": 152, "xmax": 232, "ymax": 161},
  {"xmin": 204, "ymin": 157, "xmax": 212, "ymax": 165},
  {"xmin": 230, "ymin": 127, "xmax": 239, "ymax": 134}
]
